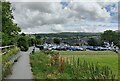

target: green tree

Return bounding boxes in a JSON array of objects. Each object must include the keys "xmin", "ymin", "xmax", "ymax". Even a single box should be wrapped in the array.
[
  {"xmin": 53, "ymin": 38, "xmax": 61, "ymax": 44},
  {"xmin": 118, "ymin": 32, "xmax": 120, "ymax": 48},
  {"xmin": 101, "ymin": 30, "xmax": 118, "ymax": 45},
  {"xmin": 2, "ymin": 2, "xmax": 21, "ymax": 46},
  {"xmin": 29, "ymin": 38, "xmax": 35, "ymax": 46},
  {"xmin": 101, "ymin": 30, "xmax": 120, "ymax": 48},
  {"xmin": 35, "ymin": 39, "xmax": 42, "ymax": 45},
  {"xmin": 17, "ymin": 36, "xmax": 29, "ymax": 51},
  {"xmin": 87, "ymin": 38, "xmax": 98, "ymax": 46},
  {"xmin": 21, "ymin": 33, "xmax": 26, "ymax": 36}
]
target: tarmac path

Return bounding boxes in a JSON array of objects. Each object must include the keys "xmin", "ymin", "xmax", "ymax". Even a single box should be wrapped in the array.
[{"xmin": 5, "ymin": 47, "xmax": 39, "ymax": 79}]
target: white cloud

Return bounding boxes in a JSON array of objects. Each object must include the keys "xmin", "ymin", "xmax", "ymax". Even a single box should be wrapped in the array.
[
  {"xmin": 12, "ymin": 2, "xmax": 68, "ymax": 28},
  {"xmin": 51, "ymin": 24, "xmax": 65, "ymax": 32},
  {"xmin": 10, "ymin": 1, "xmax": 118, "ymax": 33},
  {"xmin": 8, "ymin": 0, "xmax": 120, "ymax": 2},
  {"xmin": 68, "ymin": 2, "xmax": 111, "ymax": 21}
]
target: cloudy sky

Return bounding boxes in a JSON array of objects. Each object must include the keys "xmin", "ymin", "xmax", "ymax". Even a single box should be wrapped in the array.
[{"xmin": 9, "ymin": 0, "xmax": 119, "ymax": 34}]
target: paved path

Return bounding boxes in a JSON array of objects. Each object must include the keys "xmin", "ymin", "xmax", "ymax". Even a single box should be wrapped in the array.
[{"xmin": 5, "ymin": 47, "xmax": 39, "ymax": 79}]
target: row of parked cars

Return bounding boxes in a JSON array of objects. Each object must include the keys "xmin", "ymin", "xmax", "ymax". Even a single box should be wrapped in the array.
[
  {"xmin": 36, "ymin": 44, "xmax": 113, "ymax": 51},
  {"xmin": 86, "ymin": 46, "xmax": 112, "ymax": 51}
]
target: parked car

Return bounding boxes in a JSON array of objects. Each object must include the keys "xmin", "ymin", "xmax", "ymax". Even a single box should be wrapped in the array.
[
  {"xmin": 86, "ymin": 46, "xmax": 94, "ymax": 50},
  {"xmin": 67, "ymin": 46, "xmax": 84, "ymax": 51},
  {"xmin": 36, "ymin": 45, "xmax": 44, "ymax": 50}
]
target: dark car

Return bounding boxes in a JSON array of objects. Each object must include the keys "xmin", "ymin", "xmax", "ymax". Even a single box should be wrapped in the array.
[
  {"xmin": 36, "ymin": 45, "xmax": 44, "ymax": 50},
  {"xmin": 86, "ymin": 46, "xmax": 94, "ymax": 50}
]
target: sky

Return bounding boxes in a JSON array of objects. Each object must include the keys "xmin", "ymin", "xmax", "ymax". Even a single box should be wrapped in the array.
[{"xmin": 9, "ymin": 0, "xmax": 119, "ymax": 34}]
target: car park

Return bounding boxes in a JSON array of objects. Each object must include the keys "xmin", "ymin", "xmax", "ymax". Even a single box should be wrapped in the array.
[{"xmin": 36, "ymin": 43, "xmax": 115, "ymax": 52}]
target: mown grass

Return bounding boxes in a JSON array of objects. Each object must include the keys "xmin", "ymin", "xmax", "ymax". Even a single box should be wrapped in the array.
[
  {"xmin": 59, "ymin": 51, "xmax": 118, "ymax": 75},
  {"xmin": 59, "ymin": 51, "xmax": 117, "ymax": 55},
  {"xmin": 30, "ymin": 51, "xmax": 118, "ymax": 79}
]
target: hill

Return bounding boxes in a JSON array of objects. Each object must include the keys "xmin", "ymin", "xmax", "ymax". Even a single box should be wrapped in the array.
[{"xmin": 32, "ymin": 32, "xmax": 101, "ymax": 38}]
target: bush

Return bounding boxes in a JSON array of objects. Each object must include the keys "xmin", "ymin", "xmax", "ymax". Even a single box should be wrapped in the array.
[
  {"xmin": 2, "ymin": 62, "xmax": 12, "ymax": 78},
  {"xmin": 53, "ymin": 38, "xmax": 61, "ymax": 45},
  {"xmin": 17, "ymin": 36, "xmax": 29, "ymax": 51},
  {"xmin": 28, "ymin": 38, "xmax": 35, "ymax": 46},
  {"xmin": 20, "ymin": 45, "xmax": 29, "ymax": 51},
  {"xmin": 2, "ymin": 47, "xmax": 20, "ymax": 63},
  {"xmin": 87, "ymin": 38, "xmax": 99, "ymax": 46},
  {"xmin": 2, "ymin": 46, "xmax": 20, "ymax": 78}
]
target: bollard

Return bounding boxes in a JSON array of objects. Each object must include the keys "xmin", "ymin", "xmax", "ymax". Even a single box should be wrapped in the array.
[{"xmin": 32, "ymin": 48, "xmax": 35, "ymax": 54}]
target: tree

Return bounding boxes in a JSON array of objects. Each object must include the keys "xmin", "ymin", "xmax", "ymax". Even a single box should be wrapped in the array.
[
  {"xmin": 28, "ymin": 38, "xmax": 35, "ymax": 46},
  {"xmin": 35, "ymin": 39, "xmax": 42, "ymax": 45},
  {"xmin": 118, "ymin": 32, "xmax": 120, "ymax": 48},
  {"xmin": 2, "ymin": 2, "xmax": 21, "ymax": 46},
  {"xmin": 101, "ymin": 30, "xmax": 120, "ymax": 48},
  {"xmin": 17, "ymin": 36, "xmax": 29, "ymax": 51},
  {"xmin": 53, "ymin": 38, "xmax": 61, "ymax": 44},
  {"xmin": 0, "ymin": 1, "xmax": 2, "ymax": 31},
  {"xmin": 87, "ymin": 38, "xmax": 98, "ymax": 46},
  {"xmin": 101, "ymin": 30, "xmax": 118, "ymax": 45},
  {"xmin": 2, "ymin": 33, "xmax": 9, "ymax": 46},
  {"xmin": 21, "ymin": 33, "xmax": 26, "ymax": 36}
]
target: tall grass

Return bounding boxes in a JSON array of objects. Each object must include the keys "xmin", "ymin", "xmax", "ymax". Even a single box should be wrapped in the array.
[
  {"xmin": 30, "ymin": 51, "xmax": 118, "ymax": 80},
  {"xmin": 64, "ymin": 57, "xmax": 116, "ymax": 80}
]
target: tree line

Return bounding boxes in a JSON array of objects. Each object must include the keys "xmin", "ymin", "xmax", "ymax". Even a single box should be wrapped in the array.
[
  {"xmin": 1, "ymin": 1, "xmax": 35, "ymax": 51},
  {"xmin": 88, "ymin": 30, "xmax": 120, "ymax": 48}
]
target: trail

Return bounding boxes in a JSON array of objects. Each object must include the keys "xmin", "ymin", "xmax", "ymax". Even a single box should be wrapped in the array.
[{"xmin": 5, "ymin": 47, "xmax": 39, "ymax": 79}]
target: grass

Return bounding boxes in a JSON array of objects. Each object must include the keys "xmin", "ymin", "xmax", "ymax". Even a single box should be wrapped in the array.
[
  {"xmin": 30, "ymin": 52, "xmax": 51, "ymax": 79},
  {"xmin": 2, "ymin": 46, "xmax": 20, "ymax": 78},
  {"xmin": 2, "ymin": 47, "xmax": 20, "ymax": 63},
  {"xmin": 59, "ymin": 51, "xmax": 117, "ymax": 55},
  {"xmin": 30, "ymin": 50, "xmax": 118, "ymax": 79},
  {"xmin": 0, "ymin": 54, "xmax": 1, "ymax": 80},
  {"xmin": 59, "ymin": 51, "xmax": 118, "ymax": 75}
]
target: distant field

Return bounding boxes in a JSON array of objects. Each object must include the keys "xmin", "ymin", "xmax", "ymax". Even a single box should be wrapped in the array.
[{"xmin": 59, "ymin": 51, "xmax": 118, "ymax": 75}]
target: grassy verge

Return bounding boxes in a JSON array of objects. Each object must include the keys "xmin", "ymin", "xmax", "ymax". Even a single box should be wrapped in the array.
[
  {"xmin": 30, "ymin": 51, "xmax": 118, "ymax": 80},
  {"xmin": 2, "ymin": 46, "xmax": 20, "ymax": 78},
  {"xmin": 0, "ymin": 54, "xmax": 2, "ymax": 80}
]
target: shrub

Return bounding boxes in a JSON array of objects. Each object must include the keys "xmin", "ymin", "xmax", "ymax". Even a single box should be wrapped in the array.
[
  {"xmin": 2, "ymin": 46, "xmax": 20, "ymax": 78},
  {"xmin": 20, "ymin": 45, "xmax": 29, "ymax": 51},
  {"xmin": 2, "ymin": 62, "xmax": 12, "ymax": 78},
  {"xmin": 17, "ymin": 36, "xmax": 29, "ymax": 51}
]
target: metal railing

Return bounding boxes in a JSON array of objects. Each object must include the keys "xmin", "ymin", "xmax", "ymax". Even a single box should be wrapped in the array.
[{"xmin": 0, "ymin": 45, "xmax": 15, "ymax": 55}]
